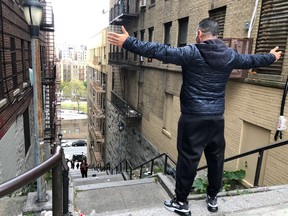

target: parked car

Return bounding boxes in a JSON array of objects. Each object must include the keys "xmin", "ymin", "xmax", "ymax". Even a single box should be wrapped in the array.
[
  {"xmin": 72, "ymin": 140, "xmax": 87, "ymax": 146},
  {"xmin": 72, "ymin": 153, "xmax": 87, "ymax": 162},
  {"xmin": 61, "ymin": 140, "xmax": 72, "ymax": 147}
]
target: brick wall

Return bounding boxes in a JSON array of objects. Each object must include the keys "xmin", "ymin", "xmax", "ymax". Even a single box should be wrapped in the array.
[{"xmin": 107, "ymin": 0, "xmax": 288, "ymax": 186}]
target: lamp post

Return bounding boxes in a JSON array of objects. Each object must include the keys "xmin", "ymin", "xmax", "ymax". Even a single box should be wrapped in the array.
[
  {"xmin": 58, "ymin": 133, "xmax": 63, "ymax": 146},
  {"xmin": 23, "ymin": 0, "xmax": 45, "ymax": 203}
]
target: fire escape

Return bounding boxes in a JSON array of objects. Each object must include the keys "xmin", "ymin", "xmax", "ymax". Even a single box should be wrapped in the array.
[
  {"xmin": 40, "ymin": 1, "xmax": 59, "ymax": 145},
  {"xmin": 109, "ymin": 0, "xmax": 142, "ymax": 126}
]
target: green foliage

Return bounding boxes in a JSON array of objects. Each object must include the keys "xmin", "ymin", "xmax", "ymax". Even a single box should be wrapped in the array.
[
  {"xmin": 61, "ymin": 101, "xmax": 87, "ymax": 113},
  {"xmin": 192, "ymin": 169, "xmax": 246, "ymax": 194},
  {"xmin": 153, "ymin": 166, "xmax": 164, "ymax": 173},
  {"xmin": 193, "ymin": 178, "xmax": 208, "ymax": 194},
  {"xmin": 20, "ymin": 182, "xmax": 37, "ymax": 196},
  {"xmin": 45, "ymin": 171, "xmax": 52, "ymax": 183},
  {"xmin": 222, "ymin": 169, "xmax": 245, "ymax": 191},
  {"xmin": 62, "ymin": 79, "xmax": 87, "ymax": 100}
]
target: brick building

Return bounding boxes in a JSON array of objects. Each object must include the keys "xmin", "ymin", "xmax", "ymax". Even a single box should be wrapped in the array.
[
  {"xmin": 0, "ymin": 0, "xmax": 59, "ymax": 184},
  {"xmin": 86, "ymin": 28, "xmax": 109, "ymax": 166},
  {"xmin": 100, "ymin": 0, "xmax": 288, "ymax": 187}
]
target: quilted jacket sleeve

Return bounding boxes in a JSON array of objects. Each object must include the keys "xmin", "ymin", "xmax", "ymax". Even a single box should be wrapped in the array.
[
  {"xmin": 232, "ymin": 50, "xmax": 276, "ymax": 69},
  {"xmin": 122, "ymin": 36, "xmax": 196, "ymax": 66}
]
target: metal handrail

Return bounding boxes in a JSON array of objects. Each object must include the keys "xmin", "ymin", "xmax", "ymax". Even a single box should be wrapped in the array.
[
  {"xmin": 111, "ymin": 140, "xmax": 288, "ymax": 187},
  {"xmin": 196, "ymin": 139, "xmax": 288, "ymax": 186},
  {"xmin": 0, "ymin": 145, "xmax": 69, "ymax": 215},
  {"xmin": 111, "ymin": 153, "xmax": 177, "ymax": 179}
]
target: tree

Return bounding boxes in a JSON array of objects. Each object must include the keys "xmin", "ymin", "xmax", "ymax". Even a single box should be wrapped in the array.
[{"xmin": 62, "ymin": 79, "xmax": 87, "ymax": 112}]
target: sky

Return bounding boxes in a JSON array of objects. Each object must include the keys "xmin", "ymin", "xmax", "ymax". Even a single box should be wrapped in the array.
[{"xmin": 52, "ymin": 0, "xmax": 109, "ymax": 45}]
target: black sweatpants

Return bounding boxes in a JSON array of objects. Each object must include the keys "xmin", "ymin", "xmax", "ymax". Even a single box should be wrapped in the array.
[{"xmin": 175, "ymin": 114, "xmax": 226, "ymax": 202}]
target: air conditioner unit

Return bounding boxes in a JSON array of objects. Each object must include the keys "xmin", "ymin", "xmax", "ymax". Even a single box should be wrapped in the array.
[{"xmin": 140, "ymin": 0, "xmax": 146, "ymax": 8}]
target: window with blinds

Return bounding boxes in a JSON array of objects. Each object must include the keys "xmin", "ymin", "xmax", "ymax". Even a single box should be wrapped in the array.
[
  {"xmin": 255, "ymin": 0, "xmax": 288, "ymax": 75},
  {"xmin": 209, "ymin": 6, "xmax": 226, "ymax": 38}
]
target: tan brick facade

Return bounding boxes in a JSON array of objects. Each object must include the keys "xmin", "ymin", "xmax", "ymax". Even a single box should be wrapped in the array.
[{"xmin": 107, "ymin": 0, "xmax": 288, "ymax": 186}]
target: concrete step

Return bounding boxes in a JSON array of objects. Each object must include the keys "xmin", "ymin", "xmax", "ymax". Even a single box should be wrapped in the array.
[
  {"xmin": 72, "ymin": 174, "xmax": 124, "ymax": 186},
  {"xmin": 72, "ymin": 174, "xmax": 288, "ymax": 216},
  {"xmin": 69, "ymin": 170, "xmax": 108, "ymax": 180},
  {"xmin": 73, "ymin": 177, "xmax": 170, "ymax": 215}
]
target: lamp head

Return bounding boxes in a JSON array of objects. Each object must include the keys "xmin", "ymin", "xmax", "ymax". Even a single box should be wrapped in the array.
[
  {"xmin": 58, "ymin": 133, "xmax": 63, "ymax": 140},
  {"xmin": 23, "ymin": 0, "xmax": 43, "ymax": 37}
]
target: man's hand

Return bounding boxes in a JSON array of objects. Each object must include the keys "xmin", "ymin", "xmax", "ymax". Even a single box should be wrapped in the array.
[
  {"xmin": 108, "ymin": 26, "xmax": 129, "ymax": 48},
  {"xmin": 270, "ymin": 46, "xmax": 282, "ymax": 61}
]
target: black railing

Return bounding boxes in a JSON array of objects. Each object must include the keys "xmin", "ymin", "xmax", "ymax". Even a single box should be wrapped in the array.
[
  {"xmin": 111, "ymin": 91, "xmax": 142, "ymax": 119},
  {"xmin": 110, "ymin": 139, "xmax": 288, "ymax": 187},
  {"xmin": 111, "ymin": 153, "xmax": 177, "ymax": 179},
  {"xmin": 0, "ymin": 145, "xmax": 69, "ymax": 215},
  {"xmin": 196, "ymin": 139, "xmax": 288, "ymax": 186}
]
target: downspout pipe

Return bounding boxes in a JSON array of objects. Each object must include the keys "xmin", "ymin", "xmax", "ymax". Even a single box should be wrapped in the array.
[{"xmin": 247, "ymin": 0, "xmax": 259, "ymax": 38}]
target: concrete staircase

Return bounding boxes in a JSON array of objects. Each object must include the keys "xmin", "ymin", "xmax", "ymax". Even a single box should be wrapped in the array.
[
  {"xmin": 69, "ymin": 168, "xmax": 288, "ymax": 216},
  {"xmin": 1, "ymin": 168, "xmax": 288, "ymax": 215}
]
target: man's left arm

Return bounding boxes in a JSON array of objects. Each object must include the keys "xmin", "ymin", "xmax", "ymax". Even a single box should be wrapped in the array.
[{"xmin": 233, "ymin": 46, "xmax": 282, "ymax": 69}]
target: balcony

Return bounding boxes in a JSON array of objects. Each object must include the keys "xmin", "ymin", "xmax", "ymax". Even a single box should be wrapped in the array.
[
  {"xmin": 111, "ymin": 91, "xmax": 142, "ymax": 127},
  {"xmin": 109, "ymin": 0, "xmax": 138, "ymax": 25},
  {"xmin": 109, "ymin": 51, "xmax": 140, "ymax": 69},
  {"xmin": 93, "ymin": 81, "xmax": 106, "ymax": 93}
]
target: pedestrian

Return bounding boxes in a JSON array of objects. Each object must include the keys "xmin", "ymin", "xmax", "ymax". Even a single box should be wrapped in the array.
[
  {"xmin": 76, "ymin": 162, "xmax": 79, "ymax": 170},
  {"xmin": 108, "ymin": 18, "xmax": 282, "ymax": 216},
  {"xmin": 71, "ymin": 160, "xmax": 75, "ymax": 169},
  {"xmin": 80, "ymin": 160, "xmax": 89, "ymax": 178}
]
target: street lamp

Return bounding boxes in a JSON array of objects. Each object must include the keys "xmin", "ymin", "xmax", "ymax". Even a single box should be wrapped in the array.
[
  {"xmin": 117, "ymin": 121, "xmax": 124, "ymax": 132},
  {"xmin": 23, "ymin": 0, "xmax": 44, "ymax": 203},
  {"xmin": 23, "ymin": 0, "xmax": 43, "ymax": 37},
  {"xmin": 58, "ymin": 133, "xmax": 63, "ymax": 146}
]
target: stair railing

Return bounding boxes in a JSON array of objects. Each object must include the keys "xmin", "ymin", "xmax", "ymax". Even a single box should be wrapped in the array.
[
  {"xmin": 196, "ymin": 139, "xmax": 288, "ymax": 186},
  {"xmin": 0, "ymin": 145, "xmax": 69, "ymax": 216},
  {"xmin": 111, "ymin": 153, "xmax": 176, "ymax": 179},
  {"xmin": 110, "ymin": 139, "xmax": 288, "ymax": 186}
]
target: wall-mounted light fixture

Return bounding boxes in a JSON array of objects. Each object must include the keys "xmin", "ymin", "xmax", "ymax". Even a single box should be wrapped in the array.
[{"xmin": 117, "ymin": 121, "xmax": 124, "ymax": 132}]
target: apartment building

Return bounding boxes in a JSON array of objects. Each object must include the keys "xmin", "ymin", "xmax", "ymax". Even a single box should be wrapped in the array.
[
  {"xmin": 86, "ymin": 28, "xmax": 109, "ymax": 166},
  {"xmin": 0, "ymin": 0, "xmax": 59, "ymax": 183},
  {"xmin": 106, "ymin": 0, "xmax": 288, "ymax": 187},
  {"xmin": 57, "ymin": 45, "xmax": 87, "ymax": 82}
]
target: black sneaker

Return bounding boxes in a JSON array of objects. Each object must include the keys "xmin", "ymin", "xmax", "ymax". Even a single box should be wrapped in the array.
[
  {"xmin": 206, "ymin": 195, "xmax": 218, "ymax": 212},
  {"xmin": 164, "ymin": 197, "xmax": 191, "ymax": 215}
]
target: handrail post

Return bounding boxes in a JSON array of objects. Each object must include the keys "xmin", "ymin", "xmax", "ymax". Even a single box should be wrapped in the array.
[
  {"xmin": 62, "ymin": 168, "xmax": 69, "ymax": 215},
  {"xmin": 140, "ymin": 166, "xmax": 143, "ymax": 178},
  {"xmin": 52, "ymin": 159, "xmax": 63, "ymax": 215},
  {"xmin": 150, "ymin": 160, "xmax": 154, "ymax": 176},
  {"xmin": 164, "ymin": 154, "xmax": 168, "ymax": 174},
  {"xmin": 254, "ymin": 150, "xmax": 264, "ymax": 186}
]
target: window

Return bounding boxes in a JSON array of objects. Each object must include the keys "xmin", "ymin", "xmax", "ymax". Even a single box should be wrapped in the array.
[
  {"xmin": 21, "ymin": 40, "xmax": 26, "ymax": 82},
  {"xmin": 209, "ymin": 6, "xmax": 226, "ymax": 38},
  {"xmin": 10, "ymin": 37, "xmax": 17, "ymax": 89},
  {"xmin": 134, "ymin": 32, "xmax": 138, "ymax": 60},
  {"xmin": 178, "ymin": 17, "xmax": 189, "ymax": 47},
  {"xmin": 151, "ymin": 0, "xmax": 155, "ymax": 5},
  {"xmin": 140, "ymin": 29, "xmax": 145, "ymax": 40},
  {"xmin": 163, "ymin": 93, "xmax": 173, "ymax": 138},
  {"xmin": 164, "ymin": 22, "xmax": 172, "ymax": 46},
  {"xmin": 148, "ymin": 27, "xmax": 154, "ymax": 62},
  {"xmin": 140, "ymin": 30, "xmax": 145, "ymax": 62},
  {"xmin": 255, "ymin": 0, "xmax": 287, "ymax": 75},
  {"xmin": 23, "ymin": 108, "xmax": 31, "ymax": 155},
  {"xmin": 163, "ymin": 22, "xmax": 172, "ymax": 64},
  {"xmin": 0, "ymin": 50, "xmax": 3, "ymax": 99},
  {"xmin": 148, "ymin": 27, "xmax": 154, "ymax": 42}
]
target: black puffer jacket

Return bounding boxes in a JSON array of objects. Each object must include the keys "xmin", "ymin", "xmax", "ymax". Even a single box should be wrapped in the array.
[{"xmin": 123, "ymin": 37, "xmax": 276, "ymax": 116}]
